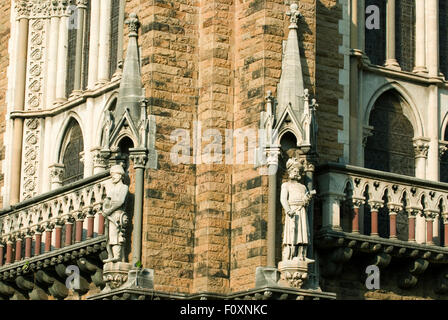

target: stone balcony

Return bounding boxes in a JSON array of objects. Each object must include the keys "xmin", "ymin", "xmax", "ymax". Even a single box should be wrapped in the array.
[
  {"xmin": 0, "ymin": 171, "xmax": 111, "ymax": 299},
  {"xmin": 315, "ymin": 163, "xmax": 448, "ymax": 292}
]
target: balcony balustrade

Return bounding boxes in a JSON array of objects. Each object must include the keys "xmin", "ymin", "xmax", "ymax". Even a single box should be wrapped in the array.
[
  {"xmin": 317, "ymin": 163, "xmax": 448, "ymax": 245},
  {"xmin": 316, "ymin": 163, "xmax": 448, "ymax": 291},
  {"xmin": 0, "ymin": 171, "xmax": 110, "ymax": 299}
]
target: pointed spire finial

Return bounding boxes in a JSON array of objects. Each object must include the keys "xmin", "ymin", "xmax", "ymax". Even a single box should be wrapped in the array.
[
  {"xmin": 126, "ymin": 13, "xmax": 140, "ymax": 37},
  {"xmin": 286, "ymin": 3, "xmax": 302, "ymax": 28}
]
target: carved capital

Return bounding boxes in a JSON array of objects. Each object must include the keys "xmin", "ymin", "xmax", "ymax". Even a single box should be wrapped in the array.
[
  {"xmin": 14, "ymin": 0, "xmax": 30, "ymax": 19},
  {"xmin": 102, "ymin": 262, "xmax": 132, "ymax": 291},
  {"xmin": 286, "ymin": 3, "xmax": 302, "ymax": 27},
  {"xmin": 424, "ymin": 210, "xmax": 438, "ymax": 221},
  {"xmin": 352, "ymin": 198, "xmax": 364, "ymax": 209},
  {"xmin": 406, "ymin": 209, "xmax": 419, "ymax": 218},
  {"xmin": 92, "ymin": 148, "xmax": 109, "ymax": 172},
  {"xmin": 362, "ymin": 126, "xmax": 374, "ymax": 148},
  {"xmin": 49, "ymin": 164, "xmax": 65, "ymax": 189},
  {"xmin": 440, "ymin": 141, "xmax": 448, "ymax": 160},
  {"xmin": 387, "ymin": 204, "xmax": 402, "ymax": 215},
  {"xmin": 265, "ymin": 147, "xmax": 281, "ymax": 166},
  {"xmin": 125, "ymin": 13, "xmax": 140, "ymax": 37},
  {"xmin": 413, "ymin": 138, "xmax": 430, "ymax": 159},
  {"xmin": 368, "ymin": 200, "xmax": 383, "ymax": 211},
  {"xmin": 129, "ymin": 148, "xmax": 148, "ymax": 169}
]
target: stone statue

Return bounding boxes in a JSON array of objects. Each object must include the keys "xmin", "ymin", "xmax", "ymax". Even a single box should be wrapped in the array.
[
  {"xmin": 103, "ymin": 165, "xmax": 129, "ymax": 263},
  {"xmin": 280, "ymin": 158, "xmax": 315, "ymax": 262}
]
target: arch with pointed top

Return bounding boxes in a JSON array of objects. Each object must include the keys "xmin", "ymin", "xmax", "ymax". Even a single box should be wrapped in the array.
[
  {"xmin": 364, "ymin": 82, "xmax": 424, "ymax": 138},
  {"xmin": 54, "ymin": 112, "xmax": 86, "ymax": 165},
  {"xmin": 95, "ymin": 91, "xmax": 119, "ymax": 148}
]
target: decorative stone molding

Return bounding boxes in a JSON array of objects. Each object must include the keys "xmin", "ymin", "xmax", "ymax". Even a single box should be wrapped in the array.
[
  {"xmin": 102, "ymin": 262, "xmax": 132, "ymax": 291},
  {"xmin": 29, "ymin": 0, "xmax": 51, "ymax": 18},
  {"xmin": 278, "ymin": 260, "xmax": 309, "ymax": 289},
  {"xmin": 14, "ymin": 0, "xmax": 31, "ymax": 19}
]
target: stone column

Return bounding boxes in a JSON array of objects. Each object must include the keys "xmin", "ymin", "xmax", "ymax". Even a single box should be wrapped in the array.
[
  {"xmin": 0, "ymin": 243, "xmax": 3, "ymax": 266},
  {"xmin": 408, "ymin": 210, "xmax": 417, "ymax": 242},
  {"xmin": 369, "ymin": 202, "xmax": 382, "ymax": 236},
  {"xmin": 426, "ymin": 0, "xmax": 439, "ymax": 77},
  {"xmin": 5, "ymin": 240, "xmax": 13, "ymax": 264},
  {"xmin": 425, "ymin": 212, "xmax": 436, "ymax": 245},
  {"xmin": 47, "ymin": 3, "xmax": 61, "ymax": 105},
  {"xmin": 96, "ymin": 202, "xmax": 105, "ymax": 236},
  {"xmin": 97, "ymin": 0, "xmax": 112, "ymax": 84},
  {"xmin": 54, "ymin": 223, "xmax": 62, "ymax": 249},
  {"xmin": 75, "ymin": 212, "xmax": 85, "ymax": 243},
  {"xmin": 266, "ymin": 147, "xmax": 280, "ymax": 268},
  {"xmin": 349, "ymin": 0, "xmax": 362, "ymax": 165},
  {"xmin": 45, "ymin": 227, "xmax": 53, "ymax": 252},
  {"xmin": 24, "ymin": 233, "xmax": 32, "ymax": 258},
  {"xmin": 10, "ymin": 3, "xmax": 30, "ymax": 205},
  {"xmin": 86, "ymin": 210, "xmax": 94, "ymax": 239},
  {"xmin": 34, "ymin": 231, "xmax": 42, "ymax": 256},
  {"xmin": 87, "ymin": 0, "xmax": 100, "ymax": 88},
  {"xmin": 426, "ymin": 86, "xmax": 439, "ymax": 182},
  {"xmin": 15, "ymin": 236, "xmax": 23, "ymax": 262},
  {"xmin": 351, "ymin": 199, "xmax": 363, "ymax": 234},
  {"xmin": 55, "ymin": 2, "xmax": 69, "ymax": 102},
  {"xmin": 73, "ymin": 0, "xmax": 87, "ymax": 94},
  {"xmin": 384, "ymin": 0, "xmax": 401, "ymax": 70},
  {"xmin": 414, "ymin": 0, "xmax": 428, "ymax": 74},
  {"xmin": 388, "ymin": 206, "xmax": 400, "ymax": 239},
  {"xmin": 130, "ymin": 148, "xmax": 147, "ymax": 265},
  {"xmin": 443, "ymin": 215, "xmax": 448, "ymax": 247},
  {"xmin": 322, "ymin": 194, "xmax": 344, "ymax": 231},
  {"xmin": 65, "ymin": 219, "xmax": 74, "ymax": 246}
]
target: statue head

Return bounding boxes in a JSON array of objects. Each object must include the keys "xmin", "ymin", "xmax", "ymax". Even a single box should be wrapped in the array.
[
  {"xmin": 286, "ymin": 158, "xmax": 303, "ymax": 180},
  {"xmin": 110, "ymin": 165, "xmax": 125, "ymax": 184}
]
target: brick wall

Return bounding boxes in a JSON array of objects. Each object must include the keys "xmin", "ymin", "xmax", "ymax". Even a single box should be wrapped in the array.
[
  {"xmin": 134, "ymin": 0, "xmax": 199, "ymax": 294},
  {"xmin": 125, "ymin": 0, "xmax": 343, "ymax": 294},
  {"xmin": 315, "ymin": 0, "xmax": 344, "ymax": 163}
]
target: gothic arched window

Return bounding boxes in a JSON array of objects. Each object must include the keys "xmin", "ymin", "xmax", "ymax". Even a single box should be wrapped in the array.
[
  {"xmin": 440, "ymin": 126, "xmax": 448, "ymax": 183},
  {"xmin": 61, "ymin": 119, "xmax": 84, "ymax": 185},
  {"xmin": 364, "ymin": 90, "xmax": 415, "ymax": 176}
]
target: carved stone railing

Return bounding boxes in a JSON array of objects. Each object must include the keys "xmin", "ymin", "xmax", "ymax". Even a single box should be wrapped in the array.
[
  {"xmin": 316, "ymin": 163, "xmax": 448, "ymax": 291},
  {"xmin": 0, "ymin": 171, "xmax": 111, "ymax": 267},
  {"xmin": 0, "ymin": 172, "xmax": 111, "ymax": 299},
  {"xmin": 317, "ymin": 163, "xmax": 448, "ymax": 244}
]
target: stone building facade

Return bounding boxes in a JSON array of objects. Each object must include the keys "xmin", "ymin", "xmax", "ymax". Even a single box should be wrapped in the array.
[{"xmin": 0, "ymin": 0, "xmax": 447, "ymax": 301}]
